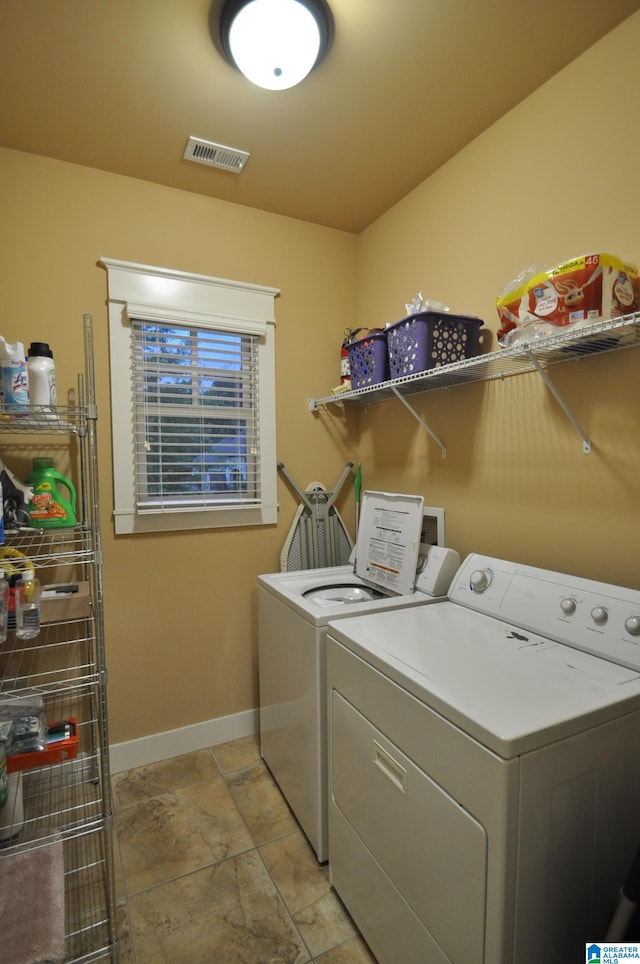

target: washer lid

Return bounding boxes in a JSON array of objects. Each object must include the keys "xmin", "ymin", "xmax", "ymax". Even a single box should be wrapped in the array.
[{"xmin": 354, "ymin": 491, "xmax": 424, "ymax": 596}]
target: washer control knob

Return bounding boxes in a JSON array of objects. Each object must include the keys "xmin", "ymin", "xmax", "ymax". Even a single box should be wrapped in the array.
[
  {"xmin": 470, "ymin": 569, "xmax": 492, "ymax": 593},
  {"xmin": 625, "ymin": 616, "xmax": 640, "ymax": 637},
  {"xmin": 591, "ymin": 606, "xmax": 608, "ymax": 626},
  {"xmin": 561, "ymin": 598, "xmax": 577, "ymax": 615}
]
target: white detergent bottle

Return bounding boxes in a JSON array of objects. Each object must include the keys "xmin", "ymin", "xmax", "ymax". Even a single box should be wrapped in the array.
[
  {"xmin": 0, "ymin": 337, "xmax": 29, "ymax": 412},
  {"xmin": 27, "ymin": 342, "xmax": 57, "ymax": 414}
]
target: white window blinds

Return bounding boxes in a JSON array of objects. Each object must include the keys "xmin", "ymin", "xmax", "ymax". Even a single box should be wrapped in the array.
[
  {"xmin": 132, "ymin": 319, "xmax": 261, "ymax": 512},
  {"xmin": 101, "ymin": 258, "xmax": 278, "ymax": 535}
]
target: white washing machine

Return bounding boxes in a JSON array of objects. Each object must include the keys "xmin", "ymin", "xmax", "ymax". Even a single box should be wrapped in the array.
[
  {"xmin": 258, "ymin": 492, "xmax": 460, "ymax": 862},
  {"xmin": 327, "ymin": 553, "xmax": 640, "ymax": 964}
]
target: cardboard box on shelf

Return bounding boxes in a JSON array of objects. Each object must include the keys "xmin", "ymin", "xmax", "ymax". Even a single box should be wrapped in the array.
[{"xmin": 40, "ymin": 581, "xmax": 90, "ymax": 624}]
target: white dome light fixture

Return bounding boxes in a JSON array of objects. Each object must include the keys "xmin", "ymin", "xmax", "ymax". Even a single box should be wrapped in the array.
[{"xmin": 219, "ymin": 0, "xmax": 333, "ymax": 91}]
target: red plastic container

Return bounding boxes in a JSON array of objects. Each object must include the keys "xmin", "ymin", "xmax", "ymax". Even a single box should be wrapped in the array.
[{"xmin": 7, "ymin": 718, "xmax": 79, "ymax": 772}]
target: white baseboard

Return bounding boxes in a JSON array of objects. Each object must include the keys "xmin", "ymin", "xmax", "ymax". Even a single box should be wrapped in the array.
[{"xmin": 108, "ymin": 707, "xmax": 259, "ymax": 774}]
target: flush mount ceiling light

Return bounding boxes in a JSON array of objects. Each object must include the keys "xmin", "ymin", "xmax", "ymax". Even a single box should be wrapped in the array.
[{"xmin": 219, "ymin": 0, "xmax": 333, "ymax": 91}]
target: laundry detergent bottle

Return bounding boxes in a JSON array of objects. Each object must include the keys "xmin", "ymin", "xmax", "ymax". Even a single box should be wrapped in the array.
[
  {"xmin": 26, "ymin": 458, "xmax": 77, "ymax": 528},
  {"xmin": 27, "ymin": 342, "xmax": 57, "ymax": 412},
  {"xmin": 0, "ymin": 337, "xmax": 29, "ymax": 412}
]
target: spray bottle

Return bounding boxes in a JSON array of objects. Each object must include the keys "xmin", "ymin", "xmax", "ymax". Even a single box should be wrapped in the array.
[{"xmin": 0, "ymin": 338, "xmax": 29, "ymax": 412}]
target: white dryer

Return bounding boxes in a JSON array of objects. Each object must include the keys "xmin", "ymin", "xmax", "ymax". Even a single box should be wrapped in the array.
[
  {"xmin": 327, "ymin": 553, "xmax": 640, "ymax": 963},
  {"xmin": 258, "ymin": 492, "xmax": 459, "ymax": 862}
]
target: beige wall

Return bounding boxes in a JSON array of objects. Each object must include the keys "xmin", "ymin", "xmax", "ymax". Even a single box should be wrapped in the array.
[
  {"xmin": 345, "ymin": 10, "xmax": 640, "ymax": 585},
  {"xmin": 1, "ymin": 11, "xmax": 639, "ymax": 750},
  {"xmin": 0, "ymin": 149, "xmax": 358, "ymax": 744}
]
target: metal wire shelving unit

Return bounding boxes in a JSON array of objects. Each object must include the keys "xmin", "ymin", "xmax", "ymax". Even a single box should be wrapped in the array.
[
  {"xmin": 0, "ymin": 315, "xmax": 118, "ymax": 962},
  {"xmin": 309, "ymin": 312, "xmax": 640, "ymax": 456}
]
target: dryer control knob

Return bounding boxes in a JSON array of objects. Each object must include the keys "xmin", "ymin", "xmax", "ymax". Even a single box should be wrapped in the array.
[
  {"xmin": 470, "ymin": 569, "xmax": 492, "ymax": 593},
  {"xmin": 591, "ymin": 606, "xmax": 608, "ymax": 626},
  {"xmin": 561, "ymin": 598, "xmax": 577, "ymax": 615},
  {"xmin": 625, "ymin": 616, "xmax": 640, "ymax": 637}
]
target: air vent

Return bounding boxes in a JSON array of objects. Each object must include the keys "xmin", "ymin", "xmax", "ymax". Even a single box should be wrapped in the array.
[{"xmin": 183, "ymin": 136, "xmax": 250, "ymax": 173}]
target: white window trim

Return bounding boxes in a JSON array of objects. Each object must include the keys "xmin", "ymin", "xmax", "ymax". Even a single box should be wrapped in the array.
[{"xmin": 101, "ymin": 258, "xmax": 279, "ymax": 535}]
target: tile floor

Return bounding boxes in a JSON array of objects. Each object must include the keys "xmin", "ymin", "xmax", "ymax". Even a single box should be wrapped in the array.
[{"xmin": 111, "ymin": 734, "xmax": 377, "ymax": 963}]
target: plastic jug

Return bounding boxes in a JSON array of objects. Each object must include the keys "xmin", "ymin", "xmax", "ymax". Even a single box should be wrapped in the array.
[
  {"xmin": 25, "ymin": 458, "xmax": 77, "ymax": 528},
  {"xmin": 27, "ymin": 342, "xmax": 57, "ymax": 412},
  {"xmin": 0, "ymin": 337, "xmax": 28, "ymax": 412}
]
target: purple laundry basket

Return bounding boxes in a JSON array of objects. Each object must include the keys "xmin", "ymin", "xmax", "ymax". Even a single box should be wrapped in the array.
[
  {"xmin": 386, "ymin": 312, "xmax": 484, "ymax": 378},
  {"xmin": 346, "ymin": 330, "xmax": 389, "ymax": 389}
]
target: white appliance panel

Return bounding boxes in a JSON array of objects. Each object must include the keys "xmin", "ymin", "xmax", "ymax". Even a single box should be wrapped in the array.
[
  {"xmin": 257, "ymin": 578, "xmax": 446, "ymax": 861},
  {"xmin": 327, "ymin": 603, "xmax": 640, "ymax": 758},
  {"xmin": 258, "ymin": 543, "xmax": 459, "ymax": 861},
  {"xmin": 450, "ymin": 553, "xmax": 640, "ymax": 672},
  {"xmin": 327, "ymin": 634, "xmax": 517, "ymax": 963},
  {"xmin": 514, "ymin": 720, "xmax": 640, "ymax": 960},
  {"xmin": 332, "ymin": 689, "xmax": 487, "ymax": 964},
  {"xmin": 258, "ymin": 587, "xmax": 325, "ymax": 855},
  {"xmin": 330, "ymin": 795, "xmax": 452, "ymax": 964},
  {"xmin": 327, "ymin": 554, "xmax": 640, "ymax": 963}
]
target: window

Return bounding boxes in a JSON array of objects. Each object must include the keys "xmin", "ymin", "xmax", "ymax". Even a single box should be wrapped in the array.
[{"xmin": 101, "ymin": 258, "xmax": 279, "ymax": 535}]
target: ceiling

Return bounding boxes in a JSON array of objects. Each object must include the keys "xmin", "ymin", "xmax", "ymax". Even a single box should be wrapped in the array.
[{"xmin": 1, "ymin": 0, "xmax": 638, "ymax": 233}]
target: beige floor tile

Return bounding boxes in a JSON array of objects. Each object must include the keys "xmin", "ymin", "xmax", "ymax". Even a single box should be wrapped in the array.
[
  {"xmin": 212, "ymin": 733, "xmax": 261, "ymax": 774},
  {"xmin": 115, "ymin": 899, "xmax": 136, "ymax": 964},
  {"xmin": 112, "ymin": 749, "xmax": 219, "ymax": 810},
  {"xmin": 261, "ymin": 829, "xmax": 357, "ymax": 958},
  {"xmin": 111, "ymin": 825, "xmax": 126, "ymax": 902},
  {"xmin": 128, "ymin": 849, "xmax": 310, "ymax": 964},
  {"xmin": 225, "ymin": 760, "xmax": 299, "ymax": 845},
  {"xmin": 260, "ymin": 829, "xmax": 330, "ymax": 912},
  {"xmin": 111, "ymin": 738, "xmax": 375, "ymax": 962},
  {"xmin": 294, "ymin": 891, "xmax": 361, "ymax": 960},
  {"xmin": 315, "ymin": 936, "xmax": 378, "ymax": 963},
  {"xmin": 116, "ymin": 777, "xmax": 254, "ymax": 894}
]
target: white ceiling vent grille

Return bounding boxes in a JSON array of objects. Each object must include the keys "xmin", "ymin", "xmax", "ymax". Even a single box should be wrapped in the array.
[{"xmin": 183, "ymin": 136, "xmax": 250, "ymax": 173}]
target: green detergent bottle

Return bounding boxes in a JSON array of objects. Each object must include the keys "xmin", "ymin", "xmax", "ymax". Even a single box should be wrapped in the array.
[{"xmin": 26, "ymin": 458, "xmax": 77, "ymax": 528}]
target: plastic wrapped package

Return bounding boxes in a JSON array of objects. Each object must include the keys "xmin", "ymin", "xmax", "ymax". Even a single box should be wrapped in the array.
[
  {"xmin": 496, "ymin": 253, "xmax": 638, "ymax": 347},
  {"xmin": 0, "ymin": 693, "xmax": 46, "ymax": 755}
]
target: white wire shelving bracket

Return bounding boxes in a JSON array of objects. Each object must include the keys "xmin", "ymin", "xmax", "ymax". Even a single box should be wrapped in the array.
[
  {"xmin": 308, "ymin": 312, "xmax": 640, "ymax": 455},
  {"xmin": 389, "ymin": 385, "xmax": 447, "ymax": 458}
]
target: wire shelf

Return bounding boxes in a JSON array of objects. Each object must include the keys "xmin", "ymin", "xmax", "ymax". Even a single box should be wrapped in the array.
[
  {"xmin": 0, "ymin": 316, "xmax": 117, "ymax": 962},
  {"xmin": 1, "ymin": 525, "xmax": 94, "ymax": 570},
  {"xmin": 0, "ymin": 405, "xmax": 84, "ymax": 434},
  {"xmin": 309, "ymin": 312, "xmax": 640, "ymax": 410},
  {"xmin": 0, "ymin": 618, "xmax": 98, "ymax": 699}
]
